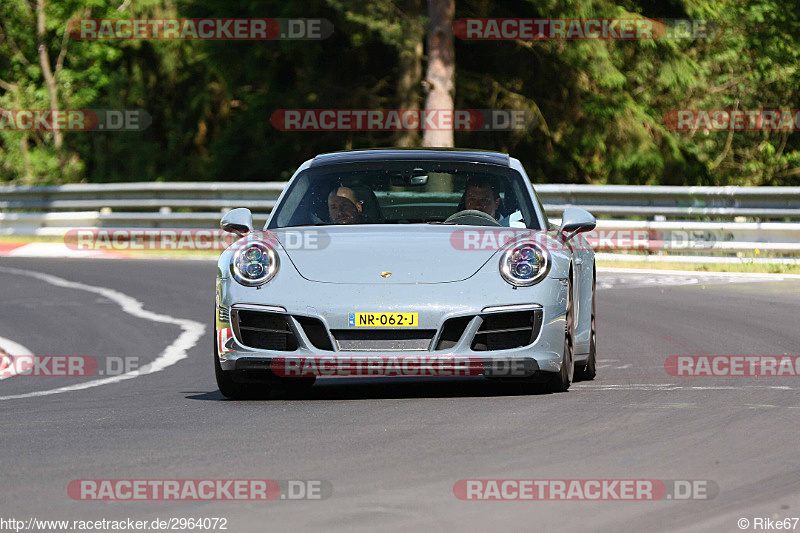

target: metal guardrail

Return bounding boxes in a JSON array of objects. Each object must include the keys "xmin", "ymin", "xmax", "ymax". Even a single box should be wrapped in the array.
[
  {"xmin": 2, "ymin": 182, "xmax": 800, "ymax": 218},
  {"xmin": 1, "ymin": 182, "xmax": 799, "ymax": 255},
  {"xmin": 536, "ymin": 184, "xmax": 800, "ymax": 219},
  {"xmin": 582, "ymin": 220, "xmax": 800, "ymax": 253},
  {"xmin": 0, "ymin": 183, "xmax": 284, "ymax": 211}
]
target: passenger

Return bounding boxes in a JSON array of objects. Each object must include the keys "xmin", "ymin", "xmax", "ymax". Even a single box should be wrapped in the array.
[{"xmin": 328, "ymin": 186, "xmax": 362, "ymax": 224}]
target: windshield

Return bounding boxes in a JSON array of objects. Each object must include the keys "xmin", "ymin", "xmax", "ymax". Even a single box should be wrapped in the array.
[{"xmin": 268, "ymin": 160, "xmax": 541, "ymax": 230}]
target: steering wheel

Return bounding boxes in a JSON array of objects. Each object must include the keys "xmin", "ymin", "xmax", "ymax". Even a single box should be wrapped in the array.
[{"xmin": 443, "ymin": 209, "xmax": 502, "ymax": 227}]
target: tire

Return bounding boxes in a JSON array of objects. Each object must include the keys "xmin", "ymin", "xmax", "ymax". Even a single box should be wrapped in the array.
[
  {"xmin": 549, "ymin": 274, "xmax": 574, "ymax": 392},
  {"xmin": 214, "ymin": 323, "xmax": 272, "ymax": 400},
  {"xmin": 575, "ymin": 270, "xmax": 597, "ymax": 381}
]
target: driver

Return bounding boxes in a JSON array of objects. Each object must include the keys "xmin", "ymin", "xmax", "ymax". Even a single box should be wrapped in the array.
[
  {"xmin": 463, "ymin": 176, "xmax": 509, "ymax": 225},
  {"xmin": 328, "ymin": 186, "xmax": 362, "ymax": 224},
  {"xmin": 464, "ymin": 176, "xmax": 500, "ymax": 217}
]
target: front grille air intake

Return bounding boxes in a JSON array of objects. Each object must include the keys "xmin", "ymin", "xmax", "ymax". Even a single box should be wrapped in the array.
[
  {"xmin": 233, "ymin": 309, "xmax": 298, "ymax": 351},
  {"xmin": 435, "ymin": 316, "xmax": 472, "ymax": 350},
  {"xmin": 471, "ymin": 310, "xmax": 543, "ymax": 352},
  {"xmin": 330, "ymin": 330, "xmax": 436, "ymax": 351},
  {"xmin": 295, "ymin": 316, "xmax": 334, "ymax": 351}
]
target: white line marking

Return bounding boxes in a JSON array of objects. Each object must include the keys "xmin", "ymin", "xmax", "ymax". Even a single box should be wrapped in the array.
[
  {"xmin": 576, "ymin": 383, "xmax": 794, "ymax": 391},
  {"xmin": 577, "ymin": 384, "xmax": 683, "ymax": 391},
  {"xmin": 0, "ymin": 266, "xmax": 205, "ymax": 401},
  {"xmin": 597, "ymin": 270, "xmax": 794, "ymax": 289},
  {"xmin": 598, "ymin": 267, "xmax": 800, "ymax": 279},
  {"xmin": 0, "ymin": 335, "xmax": 33, "ymax": 381}
]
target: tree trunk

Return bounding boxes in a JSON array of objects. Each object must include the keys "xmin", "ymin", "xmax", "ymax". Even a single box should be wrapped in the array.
[
  {"xmin": 422, "ymin": 0, "xmax": 455, "ymax": 148},
  {"xmin": 394, "ymin": 40, "xmax": 424, "ymax": 147},
  {"xmin": 36, "ymin": 0, "xmax": 62, "ymax": 149}
]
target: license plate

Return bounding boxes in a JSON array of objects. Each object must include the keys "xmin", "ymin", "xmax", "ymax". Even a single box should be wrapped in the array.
[{"xmin": 348, "ymin": 312, "xmax": 418, "ymax": 327}]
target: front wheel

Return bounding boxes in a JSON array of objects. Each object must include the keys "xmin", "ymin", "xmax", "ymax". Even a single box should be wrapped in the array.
[
  {"xmin": 548, "ymin": 275, "xmax": 574, "ymax": 392},
  {"xmin": 214, "ymin": 325, "xmax": 271, "ymax": 400},
  {"xmin": 575, "ymin": 271, "xmax": 597, "ymax": 381}
]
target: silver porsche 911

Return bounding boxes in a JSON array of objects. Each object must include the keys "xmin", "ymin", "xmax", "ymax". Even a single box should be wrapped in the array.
[{"xmin": 214, "ymin": 149, "xmax": 597, "ymax": 399}]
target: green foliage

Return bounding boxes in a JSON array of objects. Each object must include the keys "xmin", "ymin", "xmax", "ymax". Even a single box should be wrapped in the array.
[{"xmin": 0, "ymin": 0, "xmax": 798, "ymax": 185}]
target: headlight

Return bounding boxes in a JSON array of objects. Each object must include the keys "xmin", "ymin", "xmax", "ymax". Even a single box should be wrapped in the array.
[
  {"xmin": 230, "ymin": 241, "xmax": 279, "ymax": 286},
  {"xmin": 499, "ymin": 241, "xmax": 549, "ymax": 286}
]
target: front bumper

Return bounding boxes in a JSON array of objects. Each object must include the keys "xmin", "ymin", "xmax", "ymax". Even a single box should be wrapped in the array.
[{"xmin": 215, "ymin": 265, "xmax": 569, "ymax": 377}]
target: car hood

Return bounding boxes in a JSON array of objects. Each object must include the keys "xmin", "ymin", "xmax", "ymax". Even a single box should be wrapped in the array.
[{"xmin": 272, "ymin": 225, "xmax": 537, "ymax": 284}]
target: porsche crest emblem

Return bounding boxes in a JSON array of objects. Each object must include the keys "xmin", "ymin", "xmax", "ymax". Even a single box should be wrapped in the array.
[{"xmin": 381, "ymin": 271, "xmax": 392, "ymax": 278}]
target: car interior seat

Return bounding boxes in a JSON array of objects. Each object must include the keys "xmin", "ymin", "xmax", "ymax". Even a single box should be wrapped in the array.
[{"xmin": 349, "ymin": 185, "xmax": 384, "ymax": 223}]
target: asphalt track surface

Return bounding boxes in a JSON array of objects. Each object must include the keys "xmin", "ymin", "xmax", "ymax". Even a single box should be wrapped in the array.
[{"xmin": 1, "ymin": 257, "xmax": 799, "ymax": 533}]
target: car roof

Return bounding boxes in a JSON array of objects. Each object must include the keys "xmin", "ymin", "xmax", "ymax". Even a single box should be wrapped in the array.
[{"xmin": 310, "ymin": 148, "xmax": 510, "ymax": 167}]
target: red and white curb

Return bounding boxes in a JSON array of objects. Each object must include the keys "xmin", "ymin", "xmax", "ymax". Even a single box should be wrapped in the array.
[
  {"xmin": 0, "ymin": 242, "xmax": 129, "ymax": 259},
  {"xmin": 0, "ymin": 335, "xmax": 34, "ymax": 381}
]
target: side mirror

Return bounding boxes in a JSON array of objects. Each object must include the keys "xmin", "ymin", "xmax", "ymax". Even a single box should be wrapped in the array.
[
  {"xmin": 558, "ymin": 207, "xmax": 596, "ymax": 241},
  {"xmin": 221, "ymin": 208, "xmax": 253, "ymax": 235}
]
